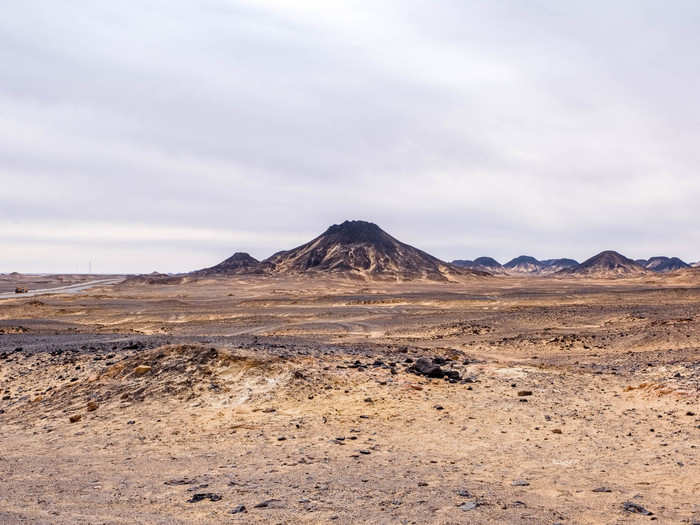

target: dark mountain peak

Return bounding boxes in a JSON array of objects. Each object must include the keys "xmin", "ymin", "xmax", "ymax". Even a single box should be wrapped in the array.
[
  {"xmin": 323, "ymin": 220, "xmax": 385, "ymax": 243},
  {"xmin": 561, "ymin": 250, "xmax": 647, "ymax": 277},
  {"xmin": 541, "ymin": 258, "xmax": 578, "ymax": 267},
  {"xmin": 451, "ymin": 257, "xmax": 504, "ymax": 273},
  {"xmin": 581, "ymin": 250, "xmax": 635, "ymax": 268},
  {"xmin": 221, "ymin": 252, "xmax": 258, "ymax": 265},
  {"xmin": 264, "ymin": 220, "xmax": 486, "ymax": 281},
  {"xmin": 194, "ymin": 251, "xmax": 260, "ymax": 275},
  {"xmin": 504, "ymin": 255, "xmax": 539, "ymax": 268},
  {"xmin": 644, "ymin": 256, "xmax": 690, "ymax": 272},
  {"xmin": 473, "ymin": 257, "xmax": 502, "ymax": 268}
]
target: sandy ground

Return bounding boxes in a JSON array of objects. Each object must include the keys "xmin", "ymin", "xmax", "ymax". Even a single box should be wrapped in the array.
[{"xmin": 1, "ymin": 274, "xmax": 699, "ymax": 524}]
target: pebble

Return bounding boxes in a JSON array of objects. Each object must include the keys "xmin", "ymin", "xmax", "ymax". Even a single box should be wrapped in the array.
[
  {"xmin": 188, "ymin": 493, "xmax": 221, "ymax": 503},
  {"xmin": 623, "ymin": 502, "xmax": 653, "ymax": 515},
  {"xmin": 69, "ymin": 414, "xmax": 82, "ymax": 423},
  {"xmin": 133, "ymin": 365, "xmax": 152, "ymax": 376},
  {"xmin": 230, "ymin": 505, "xmax": 246, "ymax": 514}
]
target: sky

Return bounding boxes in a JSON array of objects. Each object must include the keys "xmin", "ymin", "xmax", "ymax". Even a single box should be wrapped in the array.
[{"xmin": 1, "ymin": 0, "xmax": 699, "ymax": 273}]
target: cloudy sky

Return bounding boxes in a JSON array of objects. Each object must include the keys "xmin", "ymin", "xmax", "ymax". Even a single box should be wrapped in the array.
[{"xmin": 2, "ymin": 1, "xmax": 699, "ymax": 273}]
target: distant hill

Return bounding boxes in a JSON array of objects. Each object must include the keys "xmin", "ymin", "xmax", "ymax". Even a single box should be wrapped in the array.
[
  {"xmin": 559, "ymin": 250, "xmax": 647, "ymax": 277},
  {"xmin": 539, "ymin": 258, "xmax": 579, "ymax": 274},
  {"xmin": 263, "ymin": 220, "xmax": 486, "ymax": 281},
  {"xmin": 451, "ymin": 256, "xmax": 506, "ymax": 274},
  {"xmin": 503, "ymin": 255, "xmax": 541, "ymax": 273},
  {"xmin": 194, "ymin": 252, "xmax": 261, "ymax": 276},
  {"xmin": 641, "ymin": 256, "xmax": 690, "ymax": 273}
]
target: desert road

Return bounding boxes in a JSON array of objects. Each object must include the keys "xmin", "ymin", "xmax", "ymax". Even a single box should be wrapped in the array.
[{"xmin": 0, "ymin": 278, "xmax": 123, "ymax": 300}]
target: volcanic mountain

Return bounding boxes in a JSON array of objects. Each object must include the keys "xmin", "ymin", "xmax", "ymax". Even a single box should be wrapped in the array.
[
  {"xmin": 640, "ymin": 256, "xmax": 690, "ymax": 273},
  {"xmin": 503, "ymin": 255, "xmax": 542, "ymax": 274},
  {"xmin": 194, "ymin": 252, "xmax": 261, "ymax": 276},
  {"xmin": 264, "ymin": 220, "xmax": 483, "ymax": 281},
  {"xmin": 559, "ymin": 250, "xmax": 647, "ymax": 277},
  {"xmin": 501, "ymin": 256, "xmax": 578, "ymax": 275},
  {"xmin": 451, "ymin": 257, "xmax": 506, "ymax": 274},
  {"xmin": 539, "ymin": 258, "xmax": 579, "ymax": 274}
]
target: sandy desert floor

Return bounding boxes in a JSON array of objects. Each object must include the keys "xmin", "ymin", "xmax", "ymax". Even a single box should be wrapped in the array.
[{"xmin": 1, "ymin": 274, "xmax": 699, "ymax": 524}]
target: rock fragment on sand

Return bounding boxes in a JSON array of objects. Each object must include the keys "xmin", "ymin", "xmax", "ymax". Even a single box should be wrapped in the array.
[
  {"xmin": 69, "ymin": 414, "xmax": 82, "ymax": 423},
  {"xmin": 623, "ymin": 501, "xmax": 652, "ymax": 515},
  {"xmin": 133, "ymin": 365, "xmax": 152, "ymax": 376},
  {"xmin": 87, "ymin": 401, "xmax": 98, "ymax": 412},
  {"xmin": 188, "ymin": 493, "xmax": 222, "ymax": 503}
]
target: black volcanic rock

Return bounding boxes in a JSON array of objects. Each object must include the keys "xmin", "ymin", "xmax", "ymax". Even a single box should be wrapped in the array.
[
  {"xmin": 643, "ymin": 256, "xmax": 690, "ymax": 272},
  {"xmin": 561, "ymin": 250, "xmax": 647, "ymax": 277},
  {"xmin": 195, "ymin": 252, "xmax": 261, "ymax": 276},
  {"xmin": 264, "ymin": 220, "xmax": 485, "ymax": 281}
]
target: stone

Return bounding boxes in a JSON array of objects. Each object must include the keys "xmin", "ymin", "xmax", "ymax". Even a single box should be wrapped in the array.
[
  {"xmin": 134, "ymin": 365, "xmax": 152, "ymax": 376},
  {"xmin": 512, "ymin": 480, "xmax": 529, "ymax": 486},
  {"xmin": 87, "ymin": 401, "xmax": 98, "ymax": 412},
  {"xmin": 517, "ymin": 390, "xmax": 533, "ymax": 397},
  {"xmin": 552, "ymin": 428, "xmax": 563, "ymax": 434},
  {"xmin": 230, "ymin": 505, "xmax": 246, "ymax": 514},
  {"xmin": 458, "ymin": 501, "xmax": 478, "ymax": 511},
  {"xmin": 408, "ymin": 357, "xmax": 445, "ymax": 378},
  {"xmin": 254, "ymin": 499, "xmax": 281, "ymax": 508},
  {"xmin": 69, "ymin": 414, "xmax": 82, "ymax": 423},
  {"xmin": 592, "ymin": 487, "xmax": 612, "ymax": 493},
  {"xmin": 623, "ymin": 502, "xmax": 652, "ymax": 515},
  {"xmin": 188, "ymin": 493, "xmax": 222, "ymax": 503}
]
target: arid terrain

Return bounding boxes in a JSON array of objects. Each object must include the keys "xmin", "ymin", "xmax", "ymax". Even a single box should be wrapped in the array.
[{"xmin": 1, "ymin": 273, "xmax": 699, "ymax": 524}]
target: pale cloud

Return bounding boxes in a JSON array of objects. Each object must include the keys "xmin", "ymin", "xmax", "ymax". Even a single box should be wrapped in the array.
[{"xmin": 1, "ymin": 0, "xmax": 699, "ymax": 272}]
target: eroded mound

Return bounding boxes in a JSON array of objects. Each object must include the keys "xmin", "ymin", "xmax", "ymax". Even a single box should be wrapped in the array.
[{"xmin": 5, "ymin": 345, "xmax": 310, "ymax": 423}]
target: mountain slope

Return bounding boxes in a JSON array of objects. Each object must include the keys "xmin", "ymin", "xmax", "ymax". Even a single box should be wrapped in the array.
[{"xmin": 264, "ymin": 220, "xmax": 484, "ymax": 281}]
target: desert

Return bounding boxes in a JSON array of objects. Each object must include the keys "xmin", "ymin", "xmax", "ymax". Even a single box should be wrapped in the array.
[{"xmin": 1, "ymin": 222, "xmax": 698, "ymax": 524}]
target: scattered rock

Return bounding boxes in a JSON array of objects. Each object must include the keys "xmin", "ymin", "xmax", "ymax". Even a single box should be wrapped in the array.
[
  {"xmin": 592, "ymin": 487, "xmax": 612, "ymax": 493},
  {"xmin": 188, "ymin": 493, "xmax": 222, "ymax": 503},
  {"xmin": 552, "ymin": 429, "xmax": 563, "ymax": 434},
  {"xmin": 517, "ymin": 391, "xmax": 533, "ymax": 397},
  {"xmin": 408, "ymin": 358, "xmax": 445, "ymax": 378},
  {"xmin": 623, "ymin": 502, "xmax": 653, "ymax": 515},
  {"xmin": 69, "ymin": 414, "xmax": 82, "ymax": 423},
  {"xmin": 230, "ymin": 505, "xmax": 246, "ymax": 514},
  {"xmin": 512, "ymin": 480, "xmax": 529, "ymax": 486},
  {"xmin": 458, "ymin": 501, "xmax": 478, "ymax": 511},
  {"xmin": 254, "ymin": 499, "xmax": 281, "ymax": 508},
  {"xmin": 87, "ymin": 401, "xmax": 98, "ymax": 412}
]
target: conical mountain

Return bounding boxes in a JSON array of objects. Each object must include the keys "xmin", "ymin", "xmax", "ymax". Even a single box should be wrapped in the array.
[
  {"xmin": 562, "ymin": 250, "xmax": 647, "ymax": 277},
  {"xmin": 264, "ymin": 220, "xmax": 485, "ymax": 281},
  {"xmin": 504, "ymin": 255, "xmax": 542, "ymax": 273},
  {"xmin": 195, "ymin": 252, "xmax": 261, "ymax": 275}
]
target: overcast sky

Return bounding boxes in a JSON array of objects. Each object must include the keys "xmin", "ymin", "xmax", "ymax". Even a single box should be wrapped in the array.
[{"xmin": 2, "ymin": 1, "xmax": 699, "ymax": 273}]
